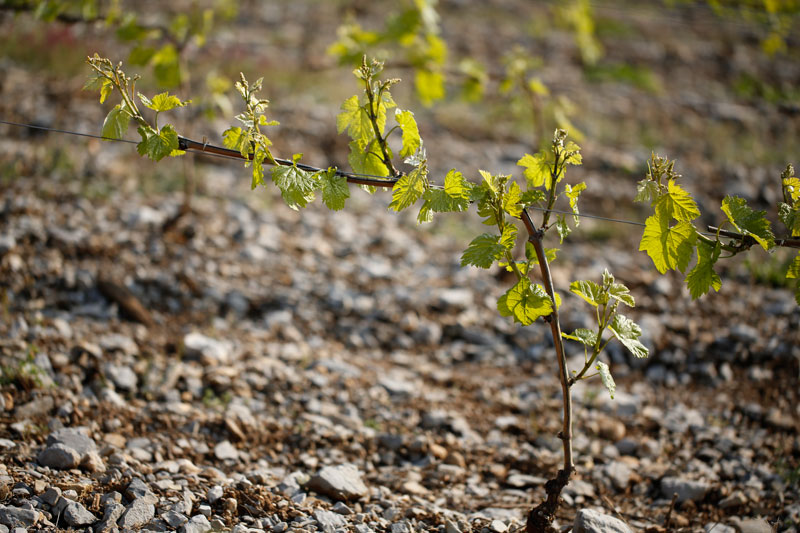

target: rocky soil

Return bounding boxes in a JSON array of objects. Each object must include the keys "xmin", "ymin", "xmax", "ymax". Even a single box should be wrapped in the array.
[{"xmin": 0, "ymin": 1, "xmax": 799, "ymax": 532}]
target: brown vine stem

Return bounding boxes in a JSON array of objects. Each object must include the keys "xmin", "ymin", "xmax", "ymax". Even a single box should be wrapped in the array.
[{"xmin": 521, "ymin": 208, "xmax": 574, "ymax": 533}]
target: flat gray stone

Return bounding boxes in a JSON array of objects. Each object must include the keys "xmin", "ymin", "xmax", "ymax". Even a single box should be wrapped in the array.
[
  {"xmin": 181, "ymin": 514, "xmax": 212, "ymax": 533},
  {"xmin": 660, "ymin": 477, "xmax": 711, "ymax": 503},
  {"xmin": 729, "ymin": 517, "xmax": 773, "ymax": 533},
  {"xmin": 214, "ymin": 440, "xmax": 239, "ymax": 461},
  {"xmin": 46, "ymin": 427, "xmax": 97, "ymax": 456},
  {"xmin": 62, "ymin": 501, "xmax": 97, "ymax": 527},
  {"xmin": 37, "ymin": 443, "xmax": 81, "ymax": 470},
  {"xmin": 314, "ymin": 509, "xmax": 347, "ymax": 533},
  {"xmin": 118, "ymin": 499, "xmax": 155, "ymax": 529},
  {"xmin": 162, "ymin": 510, "xmax": 189, "ymax": 528},
  {"xmin": 183, "ymin": 332, "xmax": 230, "ymax": 364},
  {"xmin": 0, "ymin": 505, "xmax": 39, "ymax": 528},
  {"xmin": 605, "ymin": 461, "xmax": 632, "ymax": 491},
  {"xmin": 103, "ymin": 363, "xmax": 138, "ymax": 391},
  {"xmin": 573, "ymin": 509, "xmax": 633, "ymax": 533},
  {"xmin": 306, "ymin": 464, "xmax": 368, "ymax": 501},
  {"xmin": 95, "ymin": 502, "xmax": 125, "ymax": 533}
]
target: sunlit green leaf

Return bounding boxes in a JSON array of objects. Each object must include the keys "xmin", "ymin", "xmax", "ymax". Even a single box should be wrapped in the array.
[
  {"xmin": 271, "ymin": 156, "xmax": 318, "ymax": 210},
  {"xmin": 152, "ymin": 44, "xmax": 181, "ymax": 88},
  {"xmin": 721, "ymin": 195, "xmax": 775, "ymax": 251},
  {"xmin": 503, "ymin": 181, "xmax": 522, "ymax": 218},
  {"xmin": 634, "ymin": 178, "xmax": 659, "ymax": 204},
  {"xmin": 556, "ymin": 214, "xmax": 571, "ymax": 243},
  {"xmin": 570, "ymin": 279, "xmax": 604, "ymax": 307},
  {"xmin": 497, "ymin": 277, "xmax": 553, "ymax": 326},
  {"xmin": 655, "ymin": 180, "xmax": 700, "ymax": 221},
  {"xmin": 348, "ymin": 140, "xmax": 390, "ymax": 177},
  {"xmin": 518, "ymin": 152, "xmax": 549, "ymax": 189},
  {"xmin": 562, "ymin": 328, "xmax": 598, "ymax": 347},
  {"xmin": 609, "ymin": 314, "xmax": 648, "ymax": 359},
  {"xmin": 639, "ymin": 216, "xmax": 696, "ymax": 274},
  {"xmin": 596, "ymin": 361, "xmax": 616, "ymax": 399},
  {"xmin": 499, "ymin": 224, "xmax": 518, "ymax": 250},
  {"xmin": 389, "ymin": 165, "xmax": 427, "ymax": 212},
  {"xmin": 685, "ymin": 238, "xmax": 722, "ymax": 299},
  {"xmin": 141, "ymin": 91, "xmax": 190, "ymax": 112},
  {"xmin": 565, "ymin": 181, "xmax": 586, "ymax": 225},
  {"xmin": 319, "ymin": 168, "xmax": 349, "ymax": 211},
  {"xmin": 395, "ymin": 109, "xmax": 421, "ymax": 158},
  {"xmin": 102, "ymin": 104, "xmax": 131, "ymax": 140},
  {"xmin": 337, "ymin": 95, "xmax": 372, "ymax": 144},
  {"xmin": 787, "ymin": 251, "xmax": 800, "ymax": 280},
  {"xmin": 137, "ymin": 124, "xmax": 179, "ymax": 162},
  {"xmin": 460, "ymin": 233, "xmax": 505, "ymax": 269}
]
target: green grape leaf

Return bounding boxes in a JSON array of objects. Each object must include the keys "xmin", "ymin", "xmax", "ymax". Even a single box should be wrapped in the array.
[
  {"xmin": 128, "ymin": 44, "xmax": 156, "ymax": 66},
  {"xmin": 655, "ymin": 180, "xmax": 700, "ymax": 221},
  {"xmin": 520, "ymin": 190, "xmax": 546, "ymax": 206},
  {"xmin": 778, "ymin": 203, "xmax": 800, "ymax": 237},
  {"xmin": 795, "ymin": 283, "xmax": 800, "ymax": 306},
  {"xmin": 222, "ymin": 126, "xmax": 251, "ymax": 157},
  {"xmin": 639, "ymin": 216, "xmax": 697, "ymax": 274},
  {"xmin": 596, "ymin": 361, "xmax": 616, "ymax": 399},
  {"xmin": 783, "ymin": 173, "xmax": 800, "ymax": 203},
  {"xmin": 415, "ymin": 69, "xmax": 445, "ymax": 107},
  {"xmin": 564, "ymin": 141, "xmax": 582, "ymax": 165},
  {"xmin": 503, "ymin": 181, "xmax": 522, "ymax": 218},
  {"xmin": 565, "ymin": 181, "xmax": 586, "ymax": 225},
  {"xmin": 319, "ymin": 168, "xmax": 349, "ymax": 211},
  {"xmin": 271, "ymin": 155, "xmax": 318, "ymax": 210},
  {"xmin": 140, "ymin": 91, "xmax": 190, "ymax": 112},
  {"xmin": 556, "ymin": 214, "xmax": 571, "ymax": 243},
  {"xmin": 608, "ymin": 282, "xmax": 635, "ymax": 307},
  {"xmin": 461, "ymin": 233, "xmax": 505, "ymax": 269},
  {"xmin": 137, "ymin": 124, "xmax": 179, "ymax": 162},
  {"xmin": 348, "ymin": 140, "xmax": 390, "ymax": 177},
  {"xmin": 497, "ymin": 278, "xmax": 553, "ymax": 326},
  {"xmin": 518, "ymin": 152, "xmax": 549, "ymax": 189},
  {"xmin": 609, "ymin": 314, "xmax": 648, "ymax": 359},
  {"xmin": 102, "ymin": 104, "xmax": 131, "ymax": 140},
  {"xmin": 337, "ymin": 95, "xmax": 372, "ymax": 143},
  {"xmin": 720, "ymin": 195, "xmax": 775, "ymax": 251},
  {"xmin": 499, "ymin": 224, "xmax": 518, "ymax": 250},
  {"xmin": 389, "ymin": 165, "xmax": 427, "ymax": 212},
  {"xmin": 562, "ymin": 328, "xmax": 598, "ymax": 347},
  {"xmin": 99, "ymin": 78, "xmax": 114, "ymax": 104},
  {"xmin": 634, "ymin": 178, "xmax": 659, "ymax": 205},
  {"xmin": 685, "ymin": 238, "xmax": 722, "ymax": 299},
  {"xmin": 786, "ymin": 251, "xmax": 800, "ymax": 280},
  {"xmin": 570, "ymin": 280, "xmax": 604, "ymax": 307},
  {"xmin": 251, "ymin": 149, "xmax": 266, "ymax": 189},
  {"xmin": 395, "ymin": 109, "xmax": 421, "ymax": 158},
  {"xmin": 417, "ymin": 169, "xmax": 470, "ymax": 222}
]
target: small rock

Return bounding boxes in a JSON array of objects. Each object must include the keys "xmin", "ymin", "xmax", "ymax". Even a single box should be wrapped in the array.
[
  {"xmin": 505, "ymin": 474, "xmax": 547, "ymax": 488},
  {"xmin": 95, "ymin": 502, "xmax": 125, "ymax": 533},
  {"xmin": 118, "ymin": 499, "xmax": 155, "ymax": 529},
  {"xmin": 80, "ymin": 451, "xmax": 105, "ymax": 473},
  {"xmin": 0, "ymin": 505, "xmax": 39, "ymax": 528},
  {"xmin": 41, "ymin": 486, "xmax": 61, "ymax": 506},
  {"xmin": 314, "ymin": 509, "xmax": 347, "ymax": 533},
  {"xmin": 45, "ymin": 427, "xmax": 97, "ymax": 455},
  {"xmin": 604, "ymin": 461, "xmax": 632, "ymax": 491},
  {"xmin": 207, "ymin": 485, "xmax": 224, "ymax": 504},
  {"xmin": 37, "ymin": 443, "xmax": 81, "ymax": 470},
  {"xmin": 489, "ymin": 519, "xmax": 508, "ymax": 533},
  {"xmin": 445, "ymin": 519, "xmax": 462, "ymax": 533},
  {"xmin": 660, "ymin": 477, "xmax": 711, "ymax": 503},
  {"xmin": 729, "ymin": 517, "xmax": 773, "ymax": 533},
  {"xmin": 306, "ymin": 464, "xmax": 368, "ymax": 501},
  {"xmin": 719, "ymin": 490, "xmax": 747, "ymax": 509},
  {"xmin": 214, "ymin": 440, "xmax": 239, "ymax": 461},
  {"xmin": 125, "ymin": 478, "xmax": 158, "ymax": 505},
  {"xmin": 183, "ymin": 332, "xmax": 230, "ymax": 364},
  {"xmin": 162, "ymin": 510, "xmax": 189, "ymax": 528},
  {"xmin": 182, "ymin": 514, "xmax": 212, "ymax": 533},
  {"xmin": 573, "ymin": 509, "xmax": 632, "ymax": 533},
  {"xmin": 62, "ymin": 501, "xmax": 97, "ymax": 527},
  {"xmin": 103, "ymin": 363, "xmax": 138, "ymax": 391}
]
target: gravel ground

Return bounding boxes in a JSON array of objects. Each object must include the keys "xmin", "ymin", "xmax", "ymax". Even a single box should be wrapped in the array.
[
  {"xmin": 0, "ymin": 169, "xmax": 798, "ymax": 532},
  {"xmin": 0, "ymin": 1, "xmax": 799, "ymax": 532}
]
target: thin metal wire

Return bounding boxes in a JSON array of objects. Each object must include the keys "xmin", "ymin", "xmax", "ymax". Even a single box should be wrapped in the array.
[{"xmin": 3, "ymin": 117, "xmax": 797, "ymax": 248}]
